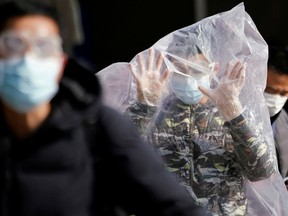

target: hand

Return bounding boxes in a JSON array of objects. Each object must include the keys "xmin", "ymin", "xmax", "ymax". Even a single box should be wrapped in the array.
[
  {"xmin": 129, "ymin": 48, "xmax": 170, "ymax": 106},
  {"xmin": 199, "ymin": 61, "xmax": 246, "ymax": 120}
]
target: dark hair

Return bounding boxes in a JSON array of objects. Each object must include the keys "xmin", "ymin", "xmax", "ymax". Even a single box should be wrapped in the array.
[
  {"xmin": 166, "ymin": 29, "xmax": 202, "ymax": 59},
  {"xmin": 0, "ymin": 0, "xmax": 59, "ymax": 33},
  {"xmin": 268, "ymin": 46, "xmax": 288, "ymax": 75}
]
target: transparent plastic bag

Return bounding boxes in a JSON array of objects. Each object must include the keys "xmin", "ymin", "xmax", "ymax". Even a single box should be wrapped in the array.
[{"xmin": 98, "ymin": 3, "xmax": 288, "ymax": 215}]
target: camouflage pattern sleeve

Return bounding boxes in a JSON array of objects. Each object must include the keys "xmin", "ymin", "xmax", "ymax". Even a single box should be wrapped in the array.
[
  {"xmin": 124, "ymin": 102, "xmax": 157, "ymax": 137},
  {"xmin": 224, "ymin": 113, "xmax": 277, "ymax": 181}
]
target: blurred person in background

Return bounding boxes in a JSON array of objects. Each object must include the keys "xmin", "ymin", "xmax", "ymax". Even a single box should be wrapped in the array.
[
  {"xmin": 0, "ymin": 1, "xmax": 210, "ymax": 215},
  {"xmin": 264, "ymin": 45, "xmax": 288, "ymax": 189}
]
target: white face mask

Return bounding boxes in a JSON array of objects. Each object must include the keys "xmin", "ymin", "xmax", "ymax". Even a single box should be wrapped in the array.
[
  {"xmin": 264, "ymin": 92, "xmax": 288, "ymax": 116},
  {"xmin": 0, "ymin": 55, "xmax": 62, "ymax": 113}
]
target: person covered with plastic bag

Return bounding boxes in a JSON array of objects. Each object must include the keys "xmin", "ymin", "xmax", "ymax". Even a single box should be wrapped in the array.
[{"xmin": 97, "ymin": 3, "xmax": 288, "ymax": 216}]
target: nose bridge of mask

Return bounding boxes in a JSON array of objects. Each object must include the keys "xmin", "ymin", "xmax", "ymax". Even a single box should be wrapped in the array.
[
  {"xmin": 171, "ymin": 72, "xmax": 199, "ymax": 91},
  {"xmin": 172, "ymin": 64, "xmax": 211, "ymax": 87},
  {"xmin": 0, "ymin": 55, "xmax": 57, "ymax": 91}
]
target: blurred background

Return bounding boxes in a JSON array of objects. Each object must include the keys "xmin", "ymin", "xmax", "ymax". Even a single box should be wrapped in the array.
[{"xmin": 21, "ymin": 0, "xmax": 288, "ymax": 72}]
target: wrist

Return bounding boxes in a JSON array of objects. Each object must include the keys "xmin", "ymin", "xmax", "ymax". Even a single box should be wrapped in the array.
[{"xmin": 218, "ymin": 100, "xmax": 243, "ymax": 121}]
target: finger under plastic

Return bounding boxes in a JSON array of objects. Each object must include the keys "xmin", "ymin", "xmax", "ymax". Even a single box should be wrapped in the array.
[
  {"xmin": 231, "ymin": 61, "xmax": 244, "ymax": 80},
  {"xmin": 137, "ymin": 52, "xmax": 145, "ymax": 72},
  {"xmin": 160, "ymin": 69, "xmax": 171, "ymax": 83},
  {"xmin": 148, "ymin": 48, "xmax": 155, "ymax": 72},
  {"xmin": 129, "ymin": 63, "xmax": 140, "ymax": 84},
  {"xmin": 237, "ymin": 68, "xmax": 246, "ymax": 87},
  {"xmin": 156, "ymin": 52, "xmax": 164, "ymax": 72},
  {"xmin": 198, "ymin": 85, "xmax": 212, "ymax": 99},
  {"xmin": 223, "ymin": 62, "xmax": 233, "ymax": 80}
]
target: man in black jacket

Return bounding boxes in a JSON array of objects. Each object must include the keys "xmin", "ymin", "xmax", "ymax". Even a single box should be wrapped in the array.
[
  {"xmin": 0, "ymin": 1, "xmax": 209, "ymax": 215},
  {"xmin": 264, "ymin": 46, "xmax": 288, "ymax": 189},
  {"xmin": 265, "ymin": 46, "xmax": 288, "ymax": 122}
]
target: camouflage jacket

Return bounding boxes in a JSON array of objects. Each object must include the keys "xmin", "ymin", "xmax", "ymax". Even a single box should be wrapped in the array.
[{"xmin": 125, "ymin": 97, "xmax": 276, "ymax": 216}]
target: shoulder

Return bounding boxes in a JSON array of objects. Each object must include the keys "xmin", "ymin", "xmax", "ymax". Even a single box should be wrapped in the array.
[{"xmin": 99, "ymin": 105, "xmax": 139, "ymax": 136}]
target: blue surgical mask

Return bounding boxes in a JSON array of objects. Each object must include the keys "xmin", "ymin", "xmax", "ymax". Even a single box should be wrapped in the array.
[
  {"xmin": 171, "ymin": 73, "xmax": 210, "ymax": 105},
  {"xmin": 0, "ymin": 55, "xmax": 62, "ymax": 113}
]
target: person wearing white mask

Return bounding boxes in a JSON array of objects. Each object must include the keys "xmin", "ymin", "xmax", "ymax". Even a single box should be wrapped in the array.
[
  {"xmin": 264, "ymin": 45, "xmax": 288, "ymax": 188},
  {"xmin": 264, "ymin": 46, "xmax": 288, "ymax": 119}
]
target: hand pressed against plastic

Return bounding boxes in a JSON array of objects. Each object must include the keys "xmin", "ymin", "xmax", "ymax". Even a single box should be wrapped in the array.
[
  {"xmin": 199, "ymin": 61, "xmax": 246, "ymax": 120},
  {"xmin": 129, "ymin": 48, "xmax": 170, "ymax": 106}
]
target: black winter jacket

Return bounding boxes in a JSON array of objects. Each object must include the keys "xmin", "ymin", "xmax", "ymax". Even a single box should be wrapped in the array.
[{"xmin": 0, "ymin": 59, "xmax": 208, "ymax": 216}]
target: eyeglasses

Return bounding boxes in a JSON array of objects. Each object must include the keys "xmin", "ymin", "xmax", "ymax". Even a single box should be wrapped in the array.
[{"xmin": 0, "ymin": 30, "xmax": 63, "ymax": 58}]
